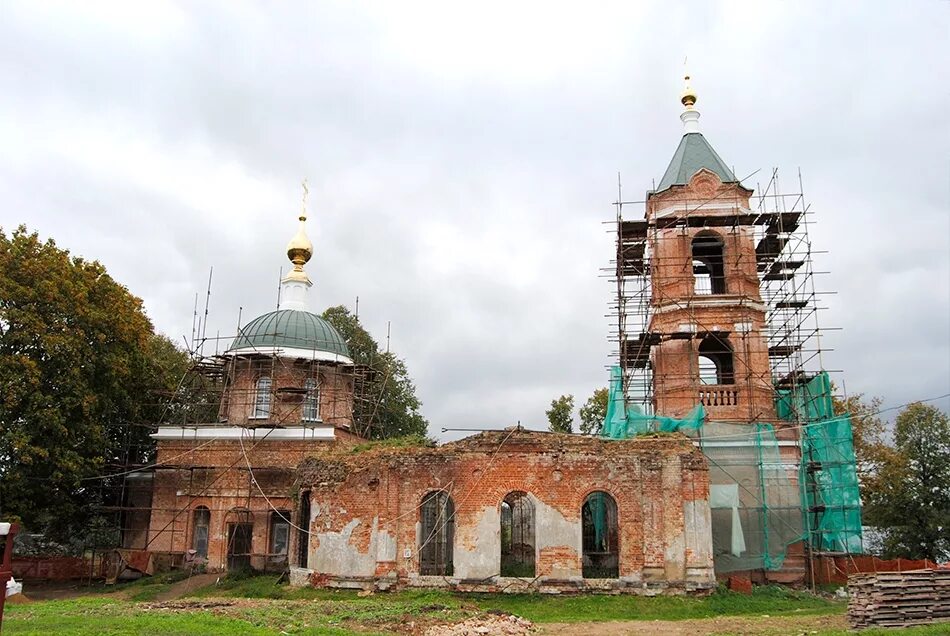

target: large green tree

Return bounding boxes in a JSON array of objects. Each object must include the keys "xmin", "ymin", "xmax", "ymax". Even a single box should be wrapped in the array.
[
  {"xmin": 0, "ymin": 226, "xmax": 187, "ymax": 543},
  {"xmin": 579, "ymin": 387, "xmax": 608, "ymax": 435},
  {"xmin": 546, "ymin": 394, "xmax": 574, "ymax": 433},
  {"xmin": 320, "ymin": 305, "xmax": 428, "ymax": 440},
  {"xmin": 862, "ymin": 402, "xmax": 950, "ymax": 561}
]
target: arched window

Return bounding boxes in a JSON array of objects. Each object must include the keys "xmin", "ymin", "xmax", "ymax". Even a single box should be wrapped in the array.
[
  {"xmin": 419, "ymin": 491, "xmax": 454, "ymax": 575},
  {"xmin": 253, "ymin": 377, "xmax": 271, "ymax": 419},
  {"xmin": 500, "ymin": 491, "xmax": 535, "ymax": 577},
  {"xmin": 192, "ymin": 506, "xmax": 210, "ymax": 559},
  {"xmin": 698, "ymin": 337, "xmax": 734, "ymax": 385},
  {"xmin": 302, "ymin": 378, "xmax": 319, "ymax": 422},
  {"xmin": 692, "ymin": 233, "xmax": 726, "ymax": 294},
  {"xmin": 582, "ymin": 491, "xmax": 619, "ymax": 578}
]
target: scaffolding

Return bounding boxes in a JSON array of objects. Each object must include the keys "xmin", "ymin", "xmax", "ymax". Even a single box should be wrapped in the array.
[
  {"xmin": 84, "ymin": 313, "xmax": 397, "ymax": 571},
  {"xmin": 606, "ymin": 168, "xmax": 862, "ymax": 576},
  {"xmin": 609, "ymin": 169, "xmax": 832, "ymax": 419}
]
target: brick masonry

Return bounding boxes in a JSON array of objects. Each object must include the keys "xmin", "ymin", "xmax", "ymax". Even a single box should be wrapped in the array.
[{"xmin": 296, "ymin": 430, "xmax": 716, "ymax": 594}]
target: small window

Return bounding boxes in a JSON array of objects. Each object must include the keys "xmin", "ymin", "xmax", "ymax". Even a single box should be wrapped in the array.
[
  {"xmin": 692, "ymin": 233, "xmax": 726, "ymax": 294},
  {"xmin": 698, "ymin": 337, "xmax": 734, "ymax": 385},
  {"xmin": 419, "ymin": 491, "xmax": 454, "ymax": 575},
  {"xmin": 192, "ymin": 506, "xmax": 210, "ymax": 559},
  {"xmin": 582, "ymin": 491, "xmax": 619, "ymax": 578},
  {"xmin": 269, "ymin": 511, "xmax": 290, "ymax": 555},
  {"xmin": 303, "ymin": 378, "xmax": 320, "ymax": 422},
  {"xmin": 253, "ymin": 377, "xmax": 271, "ymax": 419}
]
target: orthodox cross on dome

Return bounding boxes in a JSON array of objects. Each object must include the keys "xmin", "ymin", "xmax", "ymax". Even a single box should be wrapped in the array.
[{"xmin": 279, "ymin": 180, "xmax": 314, "ymax": 310}]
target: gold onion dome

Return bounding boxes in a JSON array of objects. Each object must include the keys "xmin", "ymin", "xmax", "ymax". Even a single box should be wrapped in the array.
[
  {"xmin": 681, "ymin": 74, "xmax": 697, "ymax": 108},
  {"xmin": 283, "ymin": 210, "xmax": 313, "ymax": 284},
  {"xmin": 287, "ymin": 213, "xmax": 313, "ymax": 267}
]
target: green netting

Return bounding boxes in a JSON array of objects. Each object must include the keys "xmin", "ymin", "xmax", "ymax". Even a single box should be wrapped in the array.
[
  {"xmin": 598, "ymin": 367, "xmax": 863, "ymax": 573},
  {"xmin": 775, "ymin": 370, "xmax": 834, "ymax": 421},
  {"xmin": 602, "ymin": 366, "xmax": 704, "ymax": 437},
  {"xmin": 700, "ymin": 421, "xmax": 804, "ymax": 572},
  {"xmin": 779, "ymin": 372, "xmax": 863, "ymax": 554}
]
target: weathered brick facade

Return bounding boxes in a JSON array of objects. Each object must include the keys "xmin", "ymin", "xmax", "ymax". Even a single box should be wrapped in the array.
[
  {"xmin": 138, "ymin": 354, "xmax": 360, "ymax": 572},
  {"xmin": 294, "ymin": 430, "xmax": 716, "ymax": 594},
  {"xmin": 646, "ymin": 169, "xmax": 777, "ymax": 424},
  {"xmin": 219, "ymin": 358, "xmax": 355, "ymax": 429}
]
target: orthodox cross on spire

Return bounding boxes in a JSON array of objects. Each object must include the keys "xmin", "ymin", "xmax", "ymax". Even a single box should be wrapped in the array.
[{"xmin": 680, "ymin": 72, "xmax": 701, "ymax": 133}]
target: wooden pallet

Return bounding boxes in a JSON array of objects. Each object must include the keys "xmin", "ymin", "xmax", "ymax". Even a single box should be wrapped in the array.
[{"xmin": 848, "ymin": 569, "xmax": 950, "ymax": 629}]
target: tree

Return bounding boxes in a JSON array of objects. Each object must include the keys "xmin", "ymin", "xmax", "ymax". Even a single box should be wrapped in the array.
[
  {"xmin": 833, "ymin": 391, "xmax": 889, "ymax": 481},
  {"xmin": 320, "ymin": 306, "xmax": 429, "ymax": 440},
  {"xmin": 579, "ymin": 388, "xmax": 608, "ymax": 435},
  {"xmin": 862, "ymin": 403, "xmax": 950, "ymax": 561},
  {"xmin": 0, "ymin": 226, "xmax": 188, "ymax": 543},
  {"xmin": 546, "ymin": 395, "xmax": 574, "ymax": 433}
]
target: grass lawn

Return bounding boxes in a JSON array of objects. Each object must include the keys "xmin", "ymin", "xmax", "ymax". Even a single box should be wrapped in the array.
[{"xmin": 3, "ymin": 574, "xmax": 946, "ymax": 635}]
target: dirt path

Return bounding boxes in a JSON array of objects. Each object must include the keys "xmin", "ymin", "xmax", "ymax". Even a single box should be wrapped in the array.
[
  {"xmin": 536, "ymin": 613, "xmax": 847, "ymax": 635},
  {"xmin": 151, "ymin": 572, "xmax": 221, "ymax": 601}
]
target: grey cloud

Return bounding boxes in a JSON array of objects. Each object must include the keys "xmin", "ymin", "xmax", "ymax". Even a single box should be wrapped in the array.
[{"xmin": 2, "ymin": 1, "xmax": 947, "ymax": 438}]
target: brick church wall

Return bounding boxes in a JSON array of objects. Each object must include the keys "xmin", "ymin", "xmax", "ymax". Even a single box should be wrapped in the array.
[{"xmin": 296, "ymin": 430, "xmax": 715, "ymax": 594}]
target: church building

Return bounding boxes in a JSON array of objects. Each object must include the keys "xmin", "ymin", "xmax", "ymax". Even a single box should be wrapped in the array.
[{"xmin": 123, "ymin": 76, "xmax": 858, "ymax": 591}]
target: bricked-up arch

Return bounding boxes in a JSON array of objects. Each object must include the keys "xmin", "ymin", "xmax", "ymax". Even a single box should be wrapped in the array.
[
  {"xmin": 191, "ymin": 506, "xmax": 210, "ymax": 558},
  {"xmin": 698, "ymin": 336, "xmax": 734, "ymax": 385},
  {"xmin": 692, "ymin": 232, "xmax": 726, "ymax": 294},
  {"xmin": 419, "ymin": 491, "xmax": 454, "ymax": 575},
  {"xmin": 500, "ymin": 491, "xmax": 535, "ymax": 577},
  {"xmin": 582, "ymin": 491, "xmax": 619, "ymax": 578}
]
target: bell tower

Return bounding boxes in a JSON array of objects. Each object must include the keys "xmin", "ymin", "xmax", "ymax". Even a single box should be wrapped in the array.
[{"xmin": 620, "ymin": 76, "xmax": 777, "ymax": 423}]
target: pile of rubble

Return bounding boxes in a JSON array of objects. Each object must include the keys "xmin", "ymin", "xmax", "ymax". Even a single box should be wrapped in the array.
[{"xmin": 423, "ymin": 613, "xmax": 533, "ymax": 636}]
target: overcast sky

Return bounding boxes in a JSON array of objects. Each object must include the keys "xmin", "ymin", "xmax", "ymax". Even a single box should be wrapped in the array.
[{"xmin": 2, "ymin": 1, "xmax": 948, "ymax": 439}]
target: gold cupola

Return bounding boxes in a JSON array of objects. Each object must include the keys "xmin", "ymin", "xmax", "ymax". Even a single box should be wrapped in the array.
[
  {"xmin": 681, "ymin": 74, "xmax": 697, "ymax": 109},
  {"xmin": 283, "ymin": 182, "xmax": 314, "ymax": 285}
]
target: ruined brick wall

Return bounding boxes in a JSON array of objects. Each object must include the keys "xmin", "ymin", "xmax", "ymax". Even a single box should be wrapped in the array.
[{"xmin": 297, "ymin": 430, "xmax": 715, "ymax": 594}]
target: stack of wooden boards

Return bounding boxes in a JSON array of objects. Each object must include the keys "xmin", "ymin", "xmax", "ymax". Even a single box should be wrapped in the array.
[{"xmin": 848, "ymin": 568, "xmax": 950, "ymax": 628}]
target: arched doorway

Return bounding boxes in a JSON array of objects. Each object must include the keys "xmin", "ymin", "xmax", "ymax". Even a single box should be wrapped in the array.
[
  {"xmin": 419, "ymin": 491, "xmax": 454, "ymax": 575},
  {"xmin": 500, "ymin": 491, "xmax": 535, "ymax": 577},
  {"xmin": 581, "ymin": 491, "xmax": 619, "ymax": 578},
  {"xmin": 225, "ymin": 508, "xmax": 254, "ymax": 571}
]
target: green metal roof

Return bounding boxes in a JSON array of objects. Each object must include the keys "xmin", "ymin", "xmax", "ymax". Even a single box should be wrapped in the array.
[
  {"xmin": 656, "ymin": 132, "xmax": 738, "ymax": 192},
  {"xmin": 228, "ymin": 309, "xmax": 351, "ymax": 359}
]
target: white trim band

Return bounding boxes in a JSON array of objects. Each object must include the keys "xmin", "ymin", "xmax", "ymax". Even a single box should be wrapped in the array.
[
  {"xmin": 225, "ymin": 346, "xmax": 353, "ymax": 364},
  {"xmin": 152, "ymin": 426, "xmax": 337, "ymax": 441}
]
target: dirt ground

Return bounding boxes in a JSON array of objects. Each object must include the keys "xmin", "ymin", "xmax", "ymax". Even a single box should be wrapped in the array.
[
  {"xmin": 536, "ymin": 613, "xmax": 848, "ymax": 635},
  {"xmin": 10, "ymin": 581, "xmax": 850, "ymax": 635}
]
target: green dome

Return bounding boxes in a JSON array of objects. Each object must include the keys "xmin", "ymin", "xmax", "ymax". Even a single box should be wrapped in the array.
[{"xmin": 228, "ymin": 310, "xmax": 351, "ymax": 361}]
